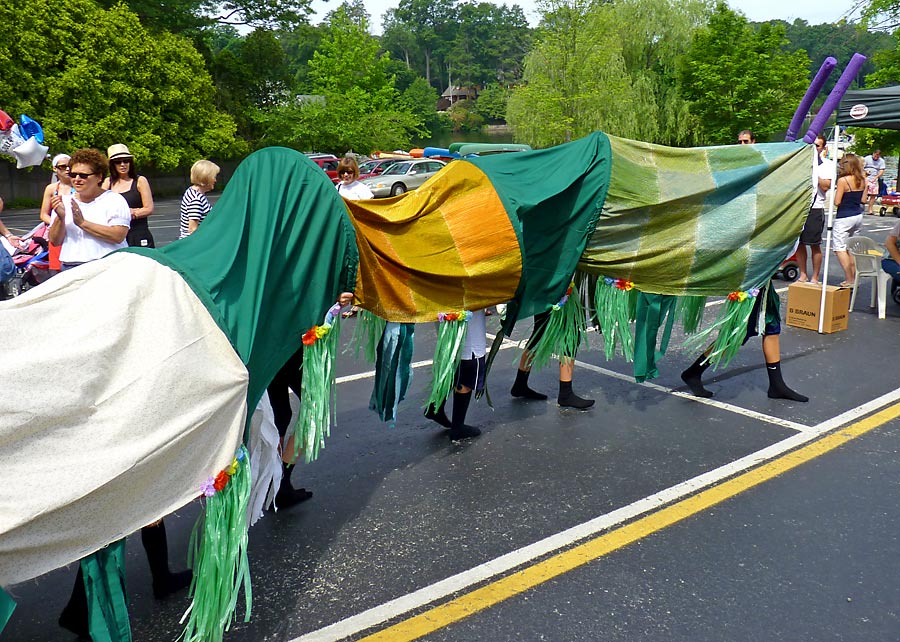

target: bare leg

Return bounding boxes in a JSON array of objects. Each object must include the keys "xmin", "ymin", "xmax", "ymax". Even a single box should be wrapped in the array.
[
  {"xmin": 835, "ymin": 250, "xmax": 856, "ymax": 284},
  {"xmin": 796, "ymin": 244, "xmax": 809, "ymax": 281},
  {"xmin": 810, "ymin": 245, "xmax": 823, "ymax": 282}
]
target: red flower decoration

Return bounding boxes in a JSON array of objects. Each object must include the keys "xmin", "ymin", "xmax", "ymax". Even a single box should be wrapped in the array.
[
  {"xmin": 302, "ymin": 327, "xmax": 318, "ymax": 346},
  {"xmin": 727, "ymin": 292, "xmax": 740, "ymax": 301},
  {"xmin": 444, "ymin": 313, "xmax": 459, "ymax": 321},
  {"xmin": 213, "ymin": 470, "xmax": 230, "ymax": 492},
  {"xmin": 565, "ymin": 286, "xmax": 573, "ymax": 296}
]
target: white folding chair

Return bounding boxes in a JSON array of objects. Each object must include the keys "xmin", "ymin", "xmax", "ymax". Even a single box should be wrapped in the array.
[{"xmin": 847, "ymin": 236, "xmax": 891, "ymax": 319}]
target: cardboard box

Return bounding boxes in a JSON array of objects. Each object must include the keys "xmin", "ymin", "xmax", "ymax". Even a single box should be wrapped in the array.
[{"xmin": 785, "ymin": 282, "xmax": 851, "ymax": 333}]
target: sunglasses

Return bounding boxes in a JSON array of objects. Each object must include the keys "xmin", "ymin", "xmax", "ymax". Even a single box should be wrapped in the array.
[
  {"xmin": 339, "ymin": 170, "xmax": 354, "ymax": 176},
  {"xmin": 113, "ymin": 159, "xmax": 131, "ymax": 165},
  {"xmin": 68, "ymin": 171, "xmax": 97, "ymax": 179},
  {"xmin": 55, "ymin": 164, "xmax": 69, "ymax": 170}
]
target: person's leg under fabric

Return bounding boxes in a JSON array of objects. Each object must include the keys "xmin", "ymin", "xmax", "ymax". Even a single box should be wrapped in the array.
[
  {"xmin": 59, "ymin": 566, "xmax": 90, "ymax": 639},
  {"xmin": 141, "ymin": 520, "xmax": 192, "ymax": 599},
  {"xmin": 448, "ymin": 357, "xmax": 483, "ymax": 440},
  {"xmin": 759, "ymin": 285, "xmax": 808, "ymax": 402},
  {"xmin": 268, "ymin": 349, "xmax": 313, "ymax": 508},
  {"xmin": 680, "ymin": 346, "xmax": 714, "ymax": 398},
  {"xmin": 557, "ymin": 358, "xmax": 594, "ymax": 409},
  {"xmin": 883, "ymin": 258, "xmax": 900, "ymax": 280},
  {"xmin": 425, "ymin": 397, "xmax": 451, "ymax": 427},
  {"xmin": 511, "ymin": 312, "xmax": 549, "ymax": 400}
]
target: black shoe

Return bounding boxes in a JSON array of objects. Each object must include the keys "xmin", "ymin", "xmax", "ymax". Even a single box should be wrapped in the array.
[
  {"xmin": 425, "ymin": 403, "xmax": 451, "ymax": 427},
  {"xmin": 448, "ymin": 424, "xmax": 482, "ymax": 440},
  {"xmin": 274, "ymin": 485, "xmax": 313, "ymax": 509},
  {"xmin": 511, "ymin": 369, "xmax": 548, "ymax": 400},
  {"xmin": 153, "ymin": 568, "xmax": 193, "ymax": 600}
]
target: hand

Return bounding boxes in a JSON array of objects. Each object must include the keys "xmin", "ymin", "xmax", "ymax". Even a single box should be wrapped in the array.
[
  {"xmin": 71, "ymin": 200, "xmax": 84, "ymax": 227},
  {"xmin": 50, "ymin": 194, "xmax": 65, "ymax": 216},
  {"xmin": 5, "ymin": 234, "xmax": 22, "ymax": 247},
  {"xmin": 338, "ymin": 291, "xmax": 353, "ymax": 307}
]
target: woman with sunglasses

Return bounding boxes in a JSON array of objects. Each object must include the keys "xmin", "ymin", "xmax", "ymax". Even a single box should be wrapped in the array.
[
  {"xmin": 39, "ymin": 154, "xmax": 74, "ymax": 273},
  {"xmin": 103, "ymin": 144, "xmax": 156, "ymax": 248},
  {"xmin": 48, "ymin": 148, "xmax": 130, "ymax": 271},
  {"xmin": 335, "ymin": 156, "xmax": 374, "ymax": 200}
]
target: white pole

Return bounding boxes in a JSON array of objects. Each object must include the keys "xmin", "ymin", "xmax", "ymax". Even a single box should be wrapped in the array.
[{"xmin": 817, "ymin": 125, "xmax": 840, "ymax": 333}]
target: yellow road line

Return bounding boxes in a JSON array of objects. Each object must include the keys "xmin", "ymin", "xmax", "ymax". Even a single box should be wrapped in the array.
[{"xmin": 359, "ymin": 402, "xmax": 900, "ymax": 642}]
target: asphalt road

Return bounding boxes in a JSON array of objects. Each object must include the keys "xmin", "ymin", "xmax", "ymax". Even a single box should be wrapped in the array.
[{"xmin": 3, "ymin": 202, "xmax": 900, "ymax": 642}]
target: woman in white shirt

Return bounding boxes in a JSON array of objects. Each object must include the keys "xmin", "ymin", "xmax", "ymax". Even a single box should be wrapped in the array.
[
  {"xmin": 48, "ymin": 148, "xmax": 130, "ymax": 270},
  {"xmin": 335, "ymin": 157, "xmax": 374, "ymax": 200}
]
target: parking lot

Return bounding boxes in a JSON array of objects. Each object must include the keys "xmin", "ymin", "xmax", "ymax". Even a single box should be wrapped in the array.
[{"xmin": 3, "ymin": 202, "xmax": 900, "ymax": 641}]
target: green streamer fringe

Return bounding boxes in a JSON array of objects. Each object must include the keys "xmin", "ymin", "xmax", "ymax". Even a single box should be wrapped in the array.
[
  {"xmin": 675, "ymin": 295, "xmax": 707, "ymax": 335},
  {"xmin": 180, "ymin": 446, "xmax": 252, "ymax": 642},
  {"xmin": 525, "ymin": 284, "xmax": 587, "ymax": 371},
  {"xmin": 83, "ymin": 539, "xmax": 131, "ymax": 642},
  {"xmin": 294, "ymin": 317, "xmax": 342, "ymax": 462},
  {"xmin": 345, "ymin": 309, "xmax": 386, "ymax": 363},
  {"xmin": 425, "ymin": 316, "xmax": 469, "ymax": 409},
  {"xmin": 682, "ymin": 293, "xmax": 757, "ymax": 368},
  {"xmin": 369, "ymin": 322, "xmax": 415, "ymax": 422},
  {"xmin": 593, "ymin": 278, "xmax": 639, "ymax": 361},
  {"xmin": 0, "ymin": 588, "xmax": 14, "ymax": 637}
]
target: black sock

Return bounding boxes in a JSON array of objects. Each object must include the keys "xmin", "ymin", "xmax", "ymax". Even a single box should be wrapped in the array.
[
  {"xmin": 142, "ymin": 521, "xmax": 192, "ymax": 599},
  {"xmin": 449, "ymin": 390, "xmax": 480, "ymax": 439},
  {"xmin": 425, "ymin": 399, "xmax": 451, "ymax": 427},
  {"xmin": 558, "ymin": 380, "xmax": 594, "ymax": 409},
  {"xmin": 510, "ymin": 369, "xmax": 547, "ymax": 400},
  {"xmin": 766, "ymin": 361, "xmax": 808, "ymax": 402},
  {"xmin": 59, "ymin": 566, "xmax": 89, "ymax": 639},
  {"xmin": 681, "ymin": 355, "xmax": 713, "ymax": 398}
]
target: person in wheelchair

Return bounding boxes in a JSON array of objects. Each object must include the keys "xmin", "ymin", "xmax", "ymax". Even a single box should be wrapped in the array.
[{"xmin": 881, "ymin": 220, "xmax": 900, "ymax": 305}]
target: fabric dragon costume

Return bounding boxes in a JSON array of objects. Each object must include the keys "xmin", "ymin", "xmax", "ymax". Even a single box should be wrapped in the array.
[{"xmin": 0, "ymin": 132, "xmax": 812, "ymax": 640}]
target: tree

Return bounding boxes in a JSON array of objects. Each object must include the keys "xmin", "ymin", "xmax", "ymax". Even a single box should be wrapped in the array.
[
  {"xmin": 475, "ymin": 83, "xmax": 509, "ymax": 122},
  {"xmin": 401, "ymin": 76, "xmax": 445, "ymax": 133},
  {"xmin": 392, "ymin": 0, "xmax": 458, "ymax": 87},
  {"xmin": 506, "ymin": 0, "xmax": 654, "ymax": 147},
  {"xmin": 678, "ymin": 3, "xmax": 810, "ymax": 144},
  {"xmin": 95, "ymin": 0, "xmax": 314, "ymax": 34},
  {"xmin": 0, "ymin": 0, "xmax": 243, "ymax": 169},
  {"xmin": 258, "ymin": 6, "xmax": 425, "ymax": 153}
]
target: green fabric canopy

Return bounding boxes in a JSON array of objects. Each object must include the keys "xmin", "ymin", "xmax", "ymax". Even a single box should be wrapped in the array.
[{"xmin": 126, "ymin": 147, "xmax": 359, "ymax": 412}]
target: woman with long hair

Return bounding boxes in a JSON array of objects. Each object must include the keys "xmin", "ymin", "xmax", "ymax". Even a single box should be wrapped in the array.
[
  {"xmin": 103, "ymin": 144, "xmax": 155, "ymax": 248},
  {"xmin": 832, "ymin": 153, "xmax": 866, "ymax": 286}
]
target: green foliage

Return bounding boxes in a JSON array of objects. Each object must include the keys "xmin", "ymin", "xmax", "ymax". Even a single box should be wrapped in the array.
[
  {"xmin": 507, "ymin": 0, "xmax": 683, "ymax": 148},
  {"xmin": 773, "ymin": 19, "xmax": 891, "ymax": 93},
  {"xmin": 0, "ymin": 0, "xmax": 243, "ymax": 169},
  {"xmin": 845, "ymin": 30, "xmax": 900, "ymax": 154},
  {"xmin": 447, "ymin": 99, "xmax": 484, "ymax": 132},
  {"xmin": 96, "ymin": 0, "xmax": 313, "ymax": 34},
  {"xmin": 257, "ymin": 6, "xmax": 425, "ymax": 153},
  {"xmin": 401, "ymin": 77, "xmax": 444, "ymax": 133},
  {"xmin": 678, "ymin": 3, "xmax": 810, "ymax": 144},
  {"xmin": 475, "ymin": 83, "xmax": 509, "ymax": 121},
  {"xmin": 862, "ymin": 0, "xmax": 900, "ymax": 31}
]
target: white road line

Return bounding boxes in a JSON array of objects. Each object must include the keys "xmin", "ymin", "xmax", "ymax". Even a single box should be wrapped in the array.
[
  {"xmin": 573, "ymin": 361, "xmax": 811, "ymax": 433},
  {"xmin": 289, "ymin": 387, "xmax": 900, "ymax": 642}
]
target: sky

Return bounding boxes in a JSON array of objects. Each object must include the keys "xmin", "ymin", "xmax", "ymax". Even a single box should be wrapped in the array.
[{"xmin": 308, "ymin": 0, "xmax": 859, "ymax": 34}]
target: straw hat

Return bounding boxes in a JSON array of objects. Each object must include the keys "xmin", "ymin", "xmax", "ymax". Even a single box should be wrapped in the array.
[{"xmin": 107, "ymin": 144, "xmax": 133, "ymax": 161}]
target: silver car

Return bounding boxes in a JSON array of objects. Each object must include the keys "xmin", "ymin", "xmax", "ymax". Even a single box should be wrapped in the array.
[{"xmin": 361, "ymin": 159, "xmax": 447, "ymax": 197}]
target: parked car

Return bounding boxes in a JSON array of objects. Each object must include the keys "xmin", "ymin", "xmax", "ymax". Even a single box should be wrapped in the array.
[
  {"xmin": 305, "ymin": 153, "xmax": 341, "ymax": 181},
  {"xmin": 357, "ymin": 158, "xmax": 403, "ymax": 180},
  {"xmin": 361, "ymin": 159, "xmax": 446, "ymax": 197}
]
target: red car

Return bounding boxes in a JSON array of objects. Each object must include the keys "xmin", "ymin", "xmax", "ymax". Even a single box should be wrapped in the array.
[
  {"xmin": 305, "ymin": 153, "xmax": 341, "ymax": 182},
  {"xmin": 356, "ymin": 158, "xmax": 403, "ymax": 181}
]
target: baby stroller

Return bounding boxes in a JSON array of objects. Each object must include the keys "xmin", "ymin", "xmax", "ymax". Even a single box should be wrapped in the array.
[{"xmin": 3, "ymin": 222, "xmax": 51, "ymax": 298}]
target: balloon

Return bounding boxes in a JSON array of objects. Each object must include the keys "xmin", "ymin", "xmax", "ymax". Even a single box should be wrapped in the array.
[
  {"xmin": 18, "ymin": 115, "xmax": 44, "ymax": 144},
  {"xmin": 11, "ymin": 136, "xmax": 49, "ymax": 168},
  {"xmin": 0, "ymin": 124, "xmax": 26, "ymax": 158},
  {"xmin": 0, "ymin": 110, "xmax": 13, "ymax": 131}
]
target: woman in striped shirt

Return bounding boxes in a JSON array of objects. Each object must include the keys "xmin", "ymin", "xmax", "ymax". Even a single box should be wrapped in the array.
[{"xmin": 178, "ymin": 160, "xmax": 220, "ymax": 239}]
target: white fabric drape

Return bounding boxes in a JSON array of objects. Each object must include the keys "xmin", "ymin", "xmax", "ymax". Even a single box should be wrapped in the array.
[{"xmin": 0, "ymin": 253, "xmax": 248, "ymax": 586}]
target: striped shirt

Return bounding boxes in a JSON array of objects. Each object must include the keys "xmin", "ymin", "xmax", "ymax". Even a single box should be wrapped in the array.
[{"xmin": 179, "ymin": 186, "xmax": 211, "ymax": 239}]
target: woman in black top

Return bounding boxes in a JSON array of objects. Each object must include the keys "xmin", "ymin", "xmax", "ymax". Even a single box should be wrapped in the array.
[{"xmin": 104, "ymin": 143, "xmax": 155, "ymax": 248}]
